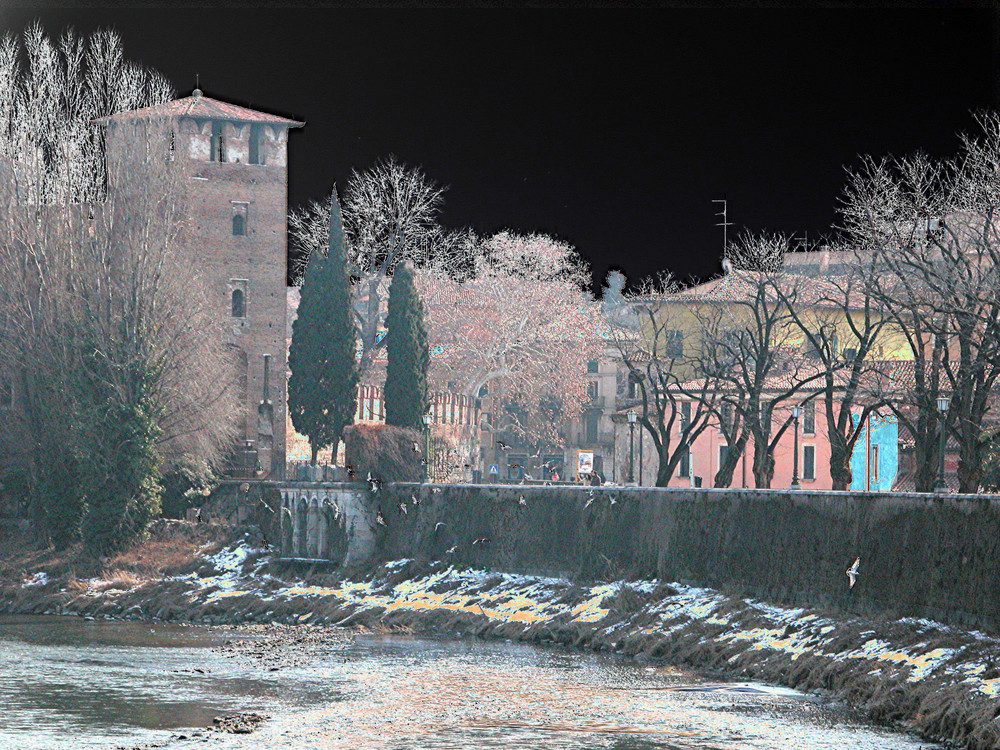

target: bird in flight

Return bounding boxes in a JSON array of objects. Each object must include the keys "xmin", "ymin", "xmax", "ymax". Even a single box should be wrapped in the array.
[
  {"xmin": 608, "ymin": 494, "xmax": 618, "ymax": 506},
  {"xmin": 346, "ymin": 464, "xmax": 355, "ymax": 478},
  {"xmin": 376, "ymin": 510, "xmax": 386, "ymax": 527},
  {"xmin": 446, "ymin": 545, "xmax": 457, "ymax": 555},
  {"xmin": 519, "ymin": 495, "xmax": 526, "ymax": 506},
  {"xmin": 497, "ymin": 441, "xmax": 511, "ymax": 451},
  {"xmin": 434, "ymin": 522, "xmax": 447, "ymax": 532},
  {"xmin": 432, "ymin": 487, "xmax": 442, "ymax": 494},
  {"xmin": 411, "ymin": 493, "xmax": 420, "ymax": 506},
  {"xmin": 398, "ymin": 502, "xmax": 408, "ymax": 515},
  {"xmin": 511, "ymin": 463, "xmax": 524, "ymax": 470},
  {"xmin": 472, "ymin": 537, "xmax": 490, "ymax": 545},
  {"xmin": 585, "ymin": 490, "xmax": 595, "ymax": 508},
  {"xmin": 369, "ymin": 476, "xmax": 381, "ymax": 493},
  {"xmin": 846, "ymin": 557, "xmax": 860, "ymax": 589}
]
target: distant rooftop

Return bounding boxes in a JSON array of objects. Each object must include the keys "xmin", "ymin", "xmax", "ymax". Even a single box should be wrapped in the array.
[{"xmin": 95, "ymin": 90, "xmax": 304, "ymax": 128}]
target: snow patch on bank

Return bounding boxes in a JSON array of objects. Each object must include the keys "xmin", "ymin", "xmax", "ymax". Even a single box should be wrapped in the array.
[{"xmin": 171, "ymin": 545, "xmax": 1000, "ymax": 700}]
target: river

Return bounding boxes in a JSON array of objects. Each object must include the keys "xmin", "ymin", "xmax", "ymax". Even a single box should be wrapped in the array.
[{"xmin": 0, "ymin": 615, "xmax": 944, "ymax": 750}]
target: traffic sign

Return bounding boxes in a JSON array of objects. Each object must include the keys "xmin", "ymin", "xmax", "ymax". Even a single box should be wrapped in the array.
[{"xmin": 488, "ymin": 464, "xmax": 499, "ymax": 474}]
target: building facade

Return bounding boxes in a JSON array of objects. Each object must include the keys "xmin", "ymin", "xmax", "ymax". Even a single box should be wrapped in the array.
[{"xmin": 100, "ymin": 90, "xmax": 303, "ymax": 477}]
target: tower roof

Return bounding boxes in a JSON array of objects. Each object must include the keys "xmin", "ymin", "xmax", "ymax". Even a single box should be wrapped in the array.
[{"xmin": 94, "ymin": 91, "xmax": 304, "ymax": 128}]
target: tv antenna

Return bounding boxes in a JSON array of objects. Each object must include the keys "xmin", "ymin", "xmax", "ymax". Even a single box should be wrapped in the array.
[
  {"xmin": 795, "ymin": 231, "xmax": 810, "ymax": 251},
  {"xmin": 712, "ymin": 198, "xmax": 733, "ymax": 254}
]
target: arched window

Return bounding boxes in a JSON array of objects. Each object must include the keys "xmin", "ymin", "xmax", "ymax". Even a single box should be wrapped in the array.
[
  {"xmin": 231, "ymin": 288, "xmax": 245, "ymax": 318},
  {"xmin": 232, "ymin": 214, "xmax": 245, "ymax": 235}
]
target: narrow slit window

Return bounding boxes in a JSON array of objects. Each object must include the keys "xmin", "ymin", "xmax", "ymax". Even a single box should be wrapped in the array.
[
  {"xmin": 211, "ymin": 121, "xmax": 225, "ymax": 163},
  {"xmin": 803, "ymin": 445, "xmax": 816, "ymax": 480},
  {"xmin": 232, "ymin": 202, "xmax": 248, "ymax": 236},
  {"xmin": 231, "ymin": 288, "xmax": 245, "ymax": 318}
]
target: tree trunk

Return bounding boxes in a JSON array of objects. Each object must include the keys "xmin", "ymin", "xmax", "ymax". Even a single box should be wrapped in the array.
[
  {"xmin": 752, "ymin": 439, "xmax": 774, "ymax": 489},
  {"xmin": 957, "ymin": 447, "xmax": 982, "ymax": 494},
  {"xmin": 714, "ymin": 431, "xmax": 749, "ymax": 488},
  {"xmin": 310, "ymin": 442, "xmax": 319, "ymax": 466},
  {"xmin": 828, "ymin": 440, "xmax": 853, "ymax": 491}
]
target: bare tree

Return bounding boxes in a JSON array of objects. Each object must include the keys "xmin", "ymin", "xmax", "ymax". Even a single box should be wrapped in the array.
[
  {"xmin": 775, "ymin": 245, "xmax": 891, "ymax": 489},
  {"xmin": 608, "ymin": 272, "xmax": 719, "ymax": 487},
  {"xmin": 420, "ymin": 231, "xmax": 601, "ymax": 449},
  {"xmin": 288, "ymin": 157, "xmax": 466, "ymax": 376},
  {"xmin": 696, "ymin": 234, "xmax": 826, "ymax": 488},
  {"xmin": 841, "ymin": 116, "xmax": 1000, "ymax": 492},
  {"xmin": 0, "ymin": 117, "xmax": 237, "ymax": 549}
]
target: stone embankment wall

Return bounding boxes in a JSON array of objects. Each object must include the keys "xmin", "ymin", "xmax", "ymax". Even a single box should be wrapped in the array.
[{"xmin": 366, "ymin": 484, "xmax": 1000, "ymax": 632}]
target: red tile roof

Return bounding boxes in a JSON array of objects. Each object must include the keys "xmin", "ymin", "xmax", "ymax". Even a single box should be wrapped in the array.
[{"xmin": 94, "ymin": 92, "xmax": 304, "ymax": 127}]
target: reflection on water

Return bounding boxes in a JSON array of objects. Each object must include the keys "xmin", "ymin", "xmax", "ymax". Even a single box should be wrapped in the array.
[{"xmin": 0, "ymin": 615, "xmax": 940, "ymax": 750}]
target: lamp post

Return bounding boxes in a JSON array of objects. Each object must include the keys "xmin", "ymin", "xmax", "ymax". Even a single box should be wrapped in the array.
[
  {"xmin": 627, "ymin": 410, "xmax": 637, "ymax": 485},
  {"xmin": 790, "ymin": 405, "xmax": 801, "ymax": 490},
  {"xmin": 422, "ymin": 412, "xmax": 433, "ymax": 483},
  {"xmin": 936, "ymin": 395, "xmax": 950, "ymax": 492}
]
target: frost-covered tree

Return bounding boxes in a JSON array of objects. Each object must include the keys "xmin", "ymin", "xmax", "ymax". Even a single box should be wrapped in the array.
[
  {"xmin": 0, "ymin": 23, "xmax": 173, "ymax": 206},
  {"xmin": 420, "ymin": 232, "xmax": 601, "ymax": 448},
  {"xmin": 288, "ymin": 156, "xmax": 465, "ymax": 377}
]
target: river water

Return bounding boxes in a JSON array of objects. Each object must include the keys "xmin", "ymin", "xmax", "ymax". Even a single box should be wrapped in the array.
[{"xmin": 0, "ymin": 615, "xmax": 943, "ymax": 750}]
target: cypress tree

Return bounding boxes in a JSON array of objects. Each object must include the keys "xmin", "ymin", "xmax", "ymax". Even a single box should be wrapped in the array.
[
  {"xmin": 384, "ymin": 263, "xmax": 429, "ymax": 430},
  {"xmin": 288, "ymin": 189, "xmax": 359, "ymax": 464}
]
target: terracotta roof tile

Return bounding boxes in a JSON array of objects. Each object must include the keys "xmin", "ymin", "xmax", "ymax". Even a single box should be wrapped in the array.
[{"xmin": 95, "ymin": 93, "xmax": 304, "ymax": 127}]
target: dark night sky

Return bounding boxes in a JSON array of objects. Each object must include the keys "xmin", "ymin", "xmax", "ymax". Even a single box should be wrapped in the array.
[{"xmin": 1, "ymin": 6, "xmax": 997, "ymax": 293}]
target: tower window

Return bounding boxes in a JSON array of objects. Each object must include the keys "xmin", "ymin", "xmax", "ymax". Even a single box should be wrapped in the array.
[
  {"xmin": 211, "ymin": 121, "xmax": 226, "ymax": 163},
  {"xmin": 231, "ymin": 289, "xmax": 245, "ymax": 318},
  {"xmin": 249, "ymin": 124, "xmax": 266, "ymax": 165},
  {"xmin": 232, "ymin": 202, "xmax": 249, "ymax": 235}
]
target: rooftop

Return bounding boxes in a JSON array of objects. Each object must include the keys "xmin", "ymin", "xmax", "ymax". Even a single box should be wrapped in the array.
[{"xmin": 95, "ymin": 91, "xmax": 304, "ymax": 128}]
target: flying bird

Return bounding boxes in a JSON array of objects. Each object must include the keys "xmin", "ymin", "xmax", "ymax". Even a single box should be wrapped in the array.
[
  {"xmin": 411, "ymin": 493, "xmax": 420, "ymax": 506},
  {"xmin": 446, "ymin": 545, "xmax": 457, "ymax": 555},
  {"xmin": 585, "ymin": 490, "xmax": 595, "ymax": 508},
  {"xmin": 432, "ymin": 487, "xmax": 442, "ymax": 494},
  {"xmin": 413, "ymin": 442, "xmax": 421, "ymax": 453},
  {"xmin": 472, "ymin": 537, "xmax": 490, "ymax": 545},
  {"xmin": 369, "ymin": 477, "xmax": 382, "ymax": 493},
  {"xmin": 434, "ymin": 522, "xmax": 448, "ymax": 532},
  {"xmin": 497, "ymin": 441, "xmax": 511, "ymax": 451},
  {"xmin": 345, "ymin": 464, "xmax": 356, "ymax": 478},
  {"xmin": 846, "ymin": 557, "xmax": 860, "ymax": 589},
  {"xmin": 511, "ymin": 463, "xmax": 523, "ymax": 470},
  {"xmin": 376, "ymin": 510, "xmax": 386, "ymax": 527},
  {"xmin": 398, "ymin": 502, "xmax": 408, "ymax": 515},
  {"xmin": 518, "ymin": 495, "xmax": 526, "ymax": 506},
  {"xmin": 608, "ymin": 494, "xmax": 618, "ymax": 506}
]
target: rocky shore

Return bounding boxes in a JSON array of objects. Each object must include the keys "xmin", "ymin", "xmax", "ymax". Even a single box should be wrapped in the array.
[{"xmin": 2, "ymin": 521, "xmax": 999, "ymax": 749}]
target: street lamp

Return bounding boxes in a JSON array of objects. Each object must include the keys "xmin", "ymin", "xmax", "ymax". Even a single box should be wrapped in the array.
[
  {"xmin": 422, "ymin": 412, "xmax": 433, "ymax": 483},
  {"xmin": 627, "ymin": 410, "xmax": 637, "ymax": 485},
  {"xmin": 790, "ymin": 405, "xmax": 801, "ymax": 490},
  {"xmin": 936, "ymin": 395, "xmax": 950, "ymax": 492}
]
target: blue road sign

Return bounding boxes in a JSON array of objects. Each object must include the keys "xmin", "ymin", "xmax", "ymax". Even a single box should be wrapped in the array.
[{"xmin": 488, "ymin": 464, "xmax": 499, "ymax": 474}]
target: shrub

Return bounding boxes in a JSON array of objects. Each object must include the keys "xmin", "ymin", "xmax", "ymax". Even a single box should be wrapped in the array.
[{"xmin": 344, "ymin": 424, "xmax": 423, "ymax": 484}]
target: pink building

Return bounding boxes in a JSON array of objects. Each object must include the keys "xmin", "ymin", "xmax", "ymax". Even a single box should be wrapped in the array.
[{"xmin": 614, "ymin": 397, "xmax": 836, "ymax": 490}]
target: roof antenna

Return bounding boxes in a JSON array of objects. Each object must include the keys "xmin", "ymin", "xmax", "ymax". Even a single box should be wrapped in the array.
[
  {"xmin": 193, "ymin": 73, "xmax": 202, "ymax": 98},
  {"xmin": 712, "ymin": 198, "xmax": 733, "ymax": 255}
]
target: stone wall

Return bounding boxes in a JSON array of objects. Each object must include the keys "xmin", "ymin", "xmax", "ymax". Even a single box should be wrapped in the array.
[{"xmin": 368, "ymin": 484, "xmax": 1000, "ymax": 632}]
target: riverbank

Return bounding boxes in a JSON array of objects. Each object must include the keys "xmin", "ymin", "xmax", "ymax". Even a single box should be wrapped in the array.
[{"xmin": 1, "ymin": 520, "xmax": 997, "ymax": 749}]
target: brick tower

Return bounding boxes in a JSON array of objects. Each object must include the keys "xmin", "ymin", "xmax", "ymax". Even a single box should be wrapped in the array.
[{"xmin": 99, "ymin": 89, "xmax": 303, "ymax": 478}]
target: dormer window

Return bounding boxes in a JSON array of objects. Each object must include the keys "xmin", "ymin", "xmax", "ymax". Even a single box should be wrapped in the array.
[{"xmin": 211, "ymin": 121, "xmax": 226, "ymax": 162}]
